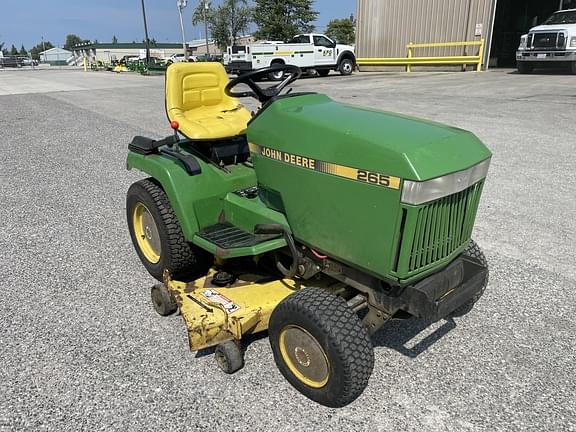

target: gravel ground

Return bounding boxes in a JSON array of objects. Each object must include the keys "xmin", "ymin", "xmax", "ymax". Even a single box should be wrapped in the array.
[{"xmin": 0, "ymin": 68, "xmax": 575, "ymax": 431}]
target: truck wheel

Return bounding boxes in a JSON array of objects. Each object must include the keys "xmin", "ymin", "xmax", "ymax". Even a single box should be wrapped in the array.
[
  {"xmin": 269, "ymin": 287, "xmax": 374, "ymax": 407},
  {"xmin": 449, "ymin": 239, "xmax": 489, "ymax": 318},
  {"xmin": 317, "ymin": 69, "xmax": 330, "ymax": 77},
  {"xmin": 126, "ymin": 179, "xmax": 211, "ymax": 281},
  {"xmin": 268, "ymin": 61, "xmax": 286, "ymax": 81},
  {"xmin": 517, "ymin": 62, "xmax": 533, "ymax": 74},
  {"xmin": 338, "ymin": 58, "xmax": 354, "ymax": 75},
  {"xmin": 570, "ymin": 62, "xmax": 576, "ymax": 75},
  {"xmin": 150, "ymin": 283, "xmax": 178, "ymax": 316},
  {"xmin": 215, "ymin": 341, "xmax": 244, "ymax": 374}
]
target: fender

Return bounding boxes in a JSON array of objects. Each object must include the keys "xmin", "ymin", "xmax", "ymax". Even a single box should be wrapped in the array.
[
  {"xmin": 126, "ymin": 150, "xmax": 257, "ymax": 240},
  {"xmin": 336, "ymin": 50, "xmax": 356, "ymax": 66}
]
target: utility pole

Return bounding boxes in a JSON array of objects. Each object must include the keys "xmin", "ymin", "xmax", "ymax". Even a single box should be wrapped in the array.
[
  {"xmin": 140, "ymin": 0, "xmax": 151, "ymax": 63},
  {"xmin": 177, "ymin": 0, "xmax": 188, "ymax": 59},
  {"xmin": 41, "ymin": 36, "xmax": 46, "ymax": 63}
]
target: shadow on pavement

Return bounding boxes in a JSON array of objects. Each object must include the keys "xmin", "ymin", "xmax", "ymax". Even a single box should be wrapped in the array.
[{"xmin": 372, "ymin": 317, "xmax": 457, "ymax": 358}]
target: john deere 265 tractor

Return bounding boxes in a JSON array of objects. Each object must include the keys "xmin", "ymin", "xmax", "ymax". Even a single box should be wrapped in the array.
[{"xmin": 126, "ymin": 63, "xmax": 491, "ymax": 407}]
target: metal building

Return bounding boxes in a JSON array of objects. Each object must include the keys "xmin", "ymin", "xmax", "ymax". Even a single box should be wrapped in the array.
[{"xmin": 356, "ymin": 0, "xmax": 576, "ymax": 69}]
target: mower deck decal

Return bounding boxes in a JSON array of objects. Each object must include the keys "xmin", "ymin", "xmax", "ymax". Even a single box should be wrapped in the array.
[
  {"xmin": 249, "ymin": 143, "xmax": 401, "ymax": 190},
  {"xmin": 201, "ymin": 289, "xmax": 240, "ymax": 313}
]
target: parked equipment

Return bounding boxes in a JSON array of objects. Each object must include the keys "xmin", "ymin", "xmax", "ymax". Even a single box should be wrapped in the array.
[{"xmin": 126, "ymin": 62, "xmax": 491, "ymax": 407}]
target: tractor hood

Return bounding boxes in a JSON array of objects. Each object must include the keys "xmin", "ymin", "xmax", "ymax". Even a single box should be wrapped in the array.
[{"xmin": 248, "ymin": 94, "xmax": 491, "ymax": 181}]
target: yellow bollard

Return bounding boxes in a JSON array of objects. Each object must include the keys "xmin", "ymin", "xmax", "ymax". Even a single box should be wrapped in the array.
[
  {"xmin": 407, "ymin": 42, "xmax": 413, "ymax": 73},
  {"xmin": 476, "ymin": 38, "xmax": 485, "ymax": 72},
  {"xmin": 83, "ymin": 57, "xmax": 87, "ymax": 72}
]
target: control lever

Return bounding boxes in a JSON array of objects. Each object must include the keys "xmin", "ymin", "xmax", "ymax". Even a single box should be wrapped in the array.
[{"xmin": 254, "ymin": 224, "xmax": 299, "ymax": 278}]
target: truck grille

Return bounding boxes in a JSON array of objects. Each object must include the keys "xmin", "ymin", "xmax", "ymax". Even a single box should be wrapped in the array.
[
  {"xmin": 529, "ymin": 32, "xmax": 566, "ymax": 50},
  {"xmin": 393, "ymin": 181, "xmax": 484, "ymax": 278}
]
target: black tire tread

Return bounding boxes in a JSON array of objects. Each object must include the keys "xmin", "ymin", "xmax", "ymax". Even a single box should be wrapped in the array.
[
  {"xmin": 450, "ymin": 239, "xmax": 489, "ymax": 317},
  {"xmin": 270, "ymin": 287, "xmax": 374, "ymax": 407},
  {"xmin": 127, "ymin": 179, "xmax": 210, "ymax": 280}
]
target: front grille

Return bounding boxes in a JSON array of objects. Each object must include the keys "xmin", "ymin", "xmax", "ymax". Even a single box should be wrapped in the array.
[
  {"xmin": 530, "ymin": 32, "xmax": 566, "ymax": 50},
  {"xmin": 393, "ymin": 181, "xmax": 484, "ymax": 278}
]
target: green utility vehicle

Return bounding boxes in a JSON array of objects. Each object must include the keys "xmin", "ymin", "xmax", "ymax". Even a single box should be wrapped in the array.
[{"xmin": 126, "ymin": 63, "xmax": 491, "ymax": 407}]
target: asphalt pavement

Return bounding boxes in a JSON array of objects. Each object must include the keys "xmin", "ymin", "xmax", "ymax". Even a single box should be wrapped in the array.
[{"xmin": 0, "ymin": 67, "xmax": 575, "ymax": 431}]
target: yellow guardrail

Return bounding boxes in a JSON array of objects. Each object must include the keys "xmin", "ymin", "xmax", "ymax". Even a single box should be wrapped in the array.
[{"xmin": 357, "ymin": 39, "xmax": 485, "ymax": 72}]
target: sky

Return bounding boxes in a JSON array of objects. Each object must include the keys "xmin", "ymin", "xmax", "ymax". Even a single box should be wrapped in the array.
[{"xmin": 0, "ymin": 0, "xmax": 357, "ymax": 49}]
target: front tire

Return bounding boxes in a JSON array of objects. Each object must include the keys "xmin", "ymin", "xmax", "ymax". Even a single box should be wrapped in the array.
[
  {"xmin": 338, "ymin": 58, "xmax": 354, "ymax": 76},
  {"xmin": 269, "ymin": 287, "xmax": 374, "ymax": 407},
  {"xmin": 517, "ymin": 62, "xmax": 533, "ymax": 74},
  {"xmin": 126, "ymin": 179, "xmax": 211, "ymax": 281},
  {"xmin": 449, "ymin": 239, "xmax": 489, "ymax": 317}
]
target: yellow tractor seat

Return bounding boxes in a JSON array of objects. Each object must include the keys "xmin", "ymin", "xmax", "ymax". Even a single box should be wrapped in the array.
[{"xmin": 165, "ymin": 62, "xmax": 251, "ymax": 140}]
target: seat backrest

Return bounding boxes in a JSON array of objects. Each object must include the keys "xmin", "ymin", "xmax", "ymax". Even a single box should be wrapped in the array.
[{"xmin": 165, "ymin": 62, "xmax": 237, "ymax": 120}]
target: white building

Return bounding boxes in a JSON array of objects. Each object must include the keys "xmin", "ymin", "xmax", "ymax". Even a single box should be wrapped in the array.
[{"xmin": 39, "ymin": 47, "xmax": 73, "ymax": 65}]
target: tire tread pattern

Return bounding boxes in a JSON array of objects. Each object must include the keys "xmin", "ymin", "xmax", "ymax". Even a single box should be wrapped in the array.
[
  {"xmin": 128, "ymin": 179, "xmax": 209, "ymax": 280},
  {"xmin": 270, "ymin": 287, "xmax": 374, "ymax": 407},
  {"xmin": 450, "ymin": 239, "xmax": 489, "ymax": 317}
]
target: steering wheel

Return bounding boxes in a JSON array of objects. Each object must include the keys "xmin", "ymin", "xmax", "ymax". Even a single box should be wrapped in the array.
[{"xmin": 225, "ymin": 64, "xmax": 302, "ymax": 104}]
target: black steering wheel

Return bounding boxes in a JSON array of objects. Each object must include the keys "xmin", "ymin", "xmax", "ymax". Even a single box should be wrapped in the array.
[{"xmin": 225, "ymin": 64, "xmax": 302, "ymax": 104}]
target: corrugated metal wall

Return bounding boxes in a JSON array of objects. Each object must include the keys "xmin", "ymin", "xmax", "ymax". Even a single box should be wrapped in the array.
[{"xmin": 356, "ymin": 0, "xmax": 496, "ymax": 63}]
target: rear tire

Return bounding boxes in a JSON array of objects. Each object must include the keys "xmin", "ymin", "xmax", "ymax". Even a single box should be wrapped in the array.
[
  {"xmin": 126, "ymin": 179, "xmax": 211, "ymax": 281},
  {"xmin": 268, "ymin": 62, "xmax": 285, "ymax": 81},
  {"xmin": 269, "ymin": 287, "xmax": 374, "ymax": 407},
  {"xmin": 338, "ymin": 58, "xmax": 354, "ymax": 76},
  {"xmin": 517, "ymin": 62, "xmax": 533, "ymax": 74},
  {"xmin": 449, "ymin": 239, "xmax": 489, "ymax": 318}
]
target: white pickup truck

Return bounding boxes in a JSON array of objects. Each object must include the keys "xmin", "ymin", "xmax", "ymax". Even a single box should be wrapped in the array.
[
  {"xmin": 224, "ymin": 33, "xmax": 356, "ymax": 79},
  {"xmin": 516, "ymin": 8, "xmax": 576, "ymax": 74}
]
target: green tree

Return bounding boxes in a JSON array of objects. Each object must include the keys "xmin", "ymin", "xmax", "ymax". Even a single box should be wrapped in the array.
[
  {"xmin": 29, "ymin": 41, "xmax": 54, "ymax": 60},
  {"xmin": 325, "ymin": 16, "xmax": 355, "ymax": 45},
  {"xmin": 194, "ymin": 0, "xmax": 252, "ymax": 50},
  {"xmin": 112, "ymin": 35, "xmax": 118, "ymax": 44},
  {"xmin": 19, "ymin": 44, "xmax": 28, "ymax": 56},
  {"xmin": 253, "ymin": 0, "xmax": 318, "ymax": 41},
  {"xmin": 10, "ymin": 44, "xmax": 18, "ymax": 55},
  {"xmin": 64, "ymin": 34, "xmax": 84, "ymax": 50}
]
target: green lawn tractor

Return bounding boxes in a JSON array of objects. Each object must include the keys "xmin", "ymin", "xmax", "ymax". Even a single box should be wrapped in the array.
[{"xmin": 126, "ymin": 62, "xmax": 491, "ymax": 407}]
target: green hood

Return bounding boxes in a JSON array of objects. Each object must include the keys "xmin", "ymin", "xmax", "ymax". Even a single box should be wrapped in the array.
[{"xmin": 248, "ymin": 93, "xmax": 492, "ymax": 181}]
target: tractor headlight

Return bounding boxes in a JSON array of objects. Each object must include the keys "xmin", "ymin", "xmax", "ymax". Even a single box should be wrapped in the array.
[
  {"xmin": 571, "ymin": 36, "xmax": 576, "ymax": 48},
  {"xmin": 401, "ymin": 158, "xmax": 491, "ymax": 205}
]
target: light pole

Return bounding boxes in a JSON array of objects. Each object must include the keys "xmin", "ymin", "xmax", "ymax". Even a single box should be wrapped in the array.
[
  {"xmin": 140, "ymin": 0, "xmax": 151, "ymax": 63},
  {"xmin": 41, "ymin": 36, "xmax": 46, "ymax": 63},
  {"xmin": 177, "ymin": 0, "xmax": 188, "ymax": 59},
  {"xmin": 203, "ymin": 0, "xmax": 210, "ymax": 56}
]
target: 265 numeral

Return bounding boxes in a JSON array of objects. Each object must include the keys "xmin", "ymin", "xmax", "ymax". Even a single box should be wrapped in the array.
[{"xmin": 357, "ymin": 170, "xmax": 390, "ymax": 187}]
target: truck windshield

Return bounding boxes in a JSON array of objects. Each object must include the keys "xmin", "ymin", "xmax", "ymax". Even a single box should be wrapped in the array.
[{"xmin": 544, "ymin": 11, "xmax": 576, "ymax": 24}]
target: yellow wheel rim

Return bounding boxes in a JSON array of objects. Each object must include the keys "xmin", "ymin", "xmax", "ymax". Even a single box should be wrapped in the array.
[
  {"xmin": 132, "ymin": 202, "xmax": 162, "ymax": 264},
  {"xmin": 279, "ymin": 325, "xmax": 330, "ymax": 388}
]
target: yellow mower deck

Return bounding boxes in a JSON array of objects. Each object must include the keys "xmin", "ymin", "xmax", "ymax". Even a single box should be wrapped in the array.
[{"xmin": 165, "ymin": 270, "xmax": 340, "ymax": 351}]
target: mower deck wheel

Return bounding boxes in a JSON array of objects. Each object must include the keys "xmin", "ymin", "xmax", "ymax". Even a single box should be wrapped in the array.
[
  {"xmin": 269, "ymin": 287, "xmax": 374, "ymax": 407},
  {"xmin": 151, "ymin": 283, "xmax": 178, "ymax": 316},
  {"xmin": 215, "ymin": 341, "xmax": 244, "ymax": 374}
]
